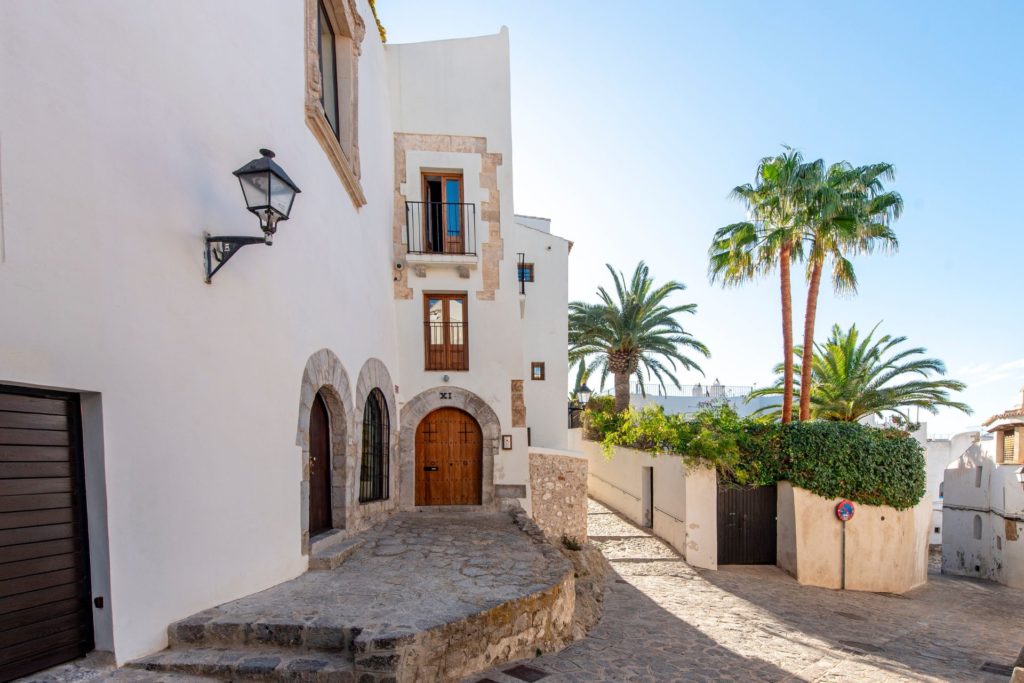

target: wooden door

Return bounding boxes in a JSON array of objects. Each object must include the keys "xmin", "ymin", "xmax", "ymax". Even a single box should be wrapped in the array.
[
  {"xmin": 717, "ymin": 484, "xmax": 777, "ymax": 565},
  {"xmin": 0, "ymin": 385, "xmax": 94, "ymax": 682},
  {"xmin": 415, "ymin": 408, "xmax": 481, "ymax": 506},
  {"xmin": 421, "ymin": 173, "xmax": 464, "ymax": 254},
  {"xmin": 308, "ymin": 392, "xmax": 332, "ymax": 537}
]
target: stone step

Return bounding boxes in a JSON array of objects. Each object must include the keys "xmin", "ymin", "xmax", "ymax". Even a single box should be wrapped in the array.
[
  {"xmin": 309, "ymin": 537, "xmax": 365, "ymax": 571},
  {"xmin": 168, "ymin": 613, "xmax": 358, "ymax": 651},
  {"xmin": 129, "ymin": 646, "xmax": 355, "ymax": 682},
  {"xmin": 104, "ymin": 669, "xmax": 222, "ymax": 682}
]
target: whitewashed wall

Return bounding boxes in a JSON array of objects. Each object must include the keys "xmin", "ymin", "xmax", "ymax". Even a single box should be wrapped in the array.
[
  {"xmin": 578, "ymin": 433, "xmax": 717, "ymax": 569},
  {"xmin": 942, "ymin": 437, "xmax": 1024, "ymax": 588},
  {"xmin": 0, "ymin": 0, "xmax": 399, "ymax": 663},
  {"xmin": 924, "ymin": 429, "xmax": 978, "ymax": 544},
  {"xmin": 515, "ymin": 217, "xmax": 570, "ymax": 450}
]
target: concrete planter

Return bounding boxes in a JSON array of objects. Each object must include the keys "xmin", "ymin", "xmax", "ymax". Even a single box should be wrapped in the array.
[{"xmin": 777, "ymin": 481, "xmax": 931, "ymax": 593}]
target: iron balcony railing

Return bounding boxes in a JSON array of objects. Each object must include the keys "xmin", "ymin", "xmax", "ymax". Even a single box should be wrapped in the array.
[
  {"xmin": 406, "ymin": 201, "xmax": 477, "ymax": 256},
  {"xmin": 424, "ymin": 321, "xmax": 468, "ymax": 371}
]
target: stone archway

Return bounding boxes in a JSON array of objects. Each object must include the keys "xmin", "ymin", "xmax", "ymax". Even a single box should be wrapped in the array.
[
  {"xmin": 398, "ymin": 387, "xmax": 500, "ymax": 509},
  {"xmin": 349, "ymin": 358, "xmax": 399, "ymax": 532},
  {"xmin": 296, "ymin": 348, "xmax": 353, "ymax": 554}
]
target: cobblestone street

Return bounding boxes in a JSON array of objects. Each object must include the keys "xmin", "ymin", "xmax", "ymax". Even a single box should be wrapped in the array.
[{"xmin": 472, "ymin": 499, "xmax": 1024, "ymax": 683}]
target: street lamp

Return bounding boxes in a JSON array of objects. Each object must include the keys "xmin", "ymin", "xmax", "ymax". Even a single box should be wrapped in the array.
[
  {"xmin": 577, "ymin": 384, "xmax": 593, "ymax": 405},
  {"xmin": 204, "ymin": 149, "xmax": 301, "ymax": 282},
  {"xmin": 1016, "ymin": 466, "xmax": 1024, "ymax": 489}
]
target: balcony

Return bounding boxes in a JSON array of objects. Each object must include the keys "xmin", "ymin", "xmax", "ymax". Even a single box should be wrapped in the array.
[{"xmin": 406, "ymin": 201, "xmax": 477, "ymax": 257}]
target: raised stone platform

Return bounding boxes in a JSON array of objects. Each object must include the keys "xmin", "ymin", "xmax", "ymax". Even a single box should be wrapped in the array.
[{"xmin": 128, "ymin": 509, "xmax": 575, "ymax": 682}]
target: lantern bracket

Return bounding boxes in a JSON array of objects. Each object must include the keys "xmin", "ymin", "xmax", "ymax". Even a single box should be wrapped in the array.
[{"xmin": 204, "ymin": 232, "xmax": 270, "ymax": 283}]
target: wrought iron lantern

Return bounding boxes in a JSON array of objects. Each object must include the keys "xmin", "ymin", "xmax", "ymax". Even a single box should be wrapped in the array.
[
  {"xmin": 1016, "ymin": 465, "xmax": 1024, "ymax": 489},
  {"xmin": 576, "ymin": 384, "xmax": 593, "ymax": 405},
  {"xmin": 204, "ymin": 149, "xmax": 301, "ymax": 282}
]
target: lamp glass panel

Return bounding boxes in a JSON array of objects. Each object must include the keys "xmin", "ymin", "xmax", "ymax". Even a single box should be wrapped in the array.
[
  {"xmin": 238, "ymin": 171, "xmax": 270, "ymax": 210},
  {"xmin": 269, "ymin": 173, "xmax": 295, "ymax": 218}
]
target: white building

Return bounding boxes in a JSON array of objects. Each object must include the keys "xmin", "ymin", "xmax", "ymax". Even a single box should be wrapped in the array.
[
  {"xmin": 629, "ymin": 381, "xmax": 780, "ymax": 418},
  {"xmin": 0, "ymin": 2, "xmax": 570, "ymax": 676},
  {"xmin": 923, "ymin": 428, "xmax": 979, "ymax": 545},
  {"xmin": 941, "ymin": 390, "xmax": 1024, "ymax": 588}
]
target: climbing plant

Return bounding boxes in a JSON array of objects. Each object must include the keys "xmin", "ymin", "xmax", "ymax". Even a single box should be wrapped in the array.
[
  {"xmin": 585, "ymin": 402, "xmax": 924, "ymax": 510},
  {"xmin": 368, "ymin": 0, "xmax": 386, "ymax": 42}
]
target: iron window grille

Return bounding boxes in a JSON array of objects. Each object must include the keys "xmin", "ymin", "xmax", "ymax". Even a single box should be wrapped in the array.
[
  {"xmin": 359, "ymin": 388, "xmax": 390, "ymax": 502},
  {"xmin": 517, "ymin": 253, "xmax": 534, "ymax": 294}
]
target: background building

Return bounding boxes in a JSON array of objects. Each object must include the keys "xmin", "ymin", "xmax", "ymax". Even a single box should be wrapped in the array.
[{"xmin": 941, "ymin": 390, "xmax": 1024, "ymax": 588}]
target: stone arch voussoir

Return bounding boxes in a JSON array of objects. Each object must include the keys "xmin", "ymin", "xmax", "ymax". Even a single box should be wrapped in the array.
[
  {"xmin": 296, "ymin": 348, "xmax": 354, "ymax": 554},
  {"xmin": 398, "ymin": 387, "xmax": 501, "ymax": 509}
]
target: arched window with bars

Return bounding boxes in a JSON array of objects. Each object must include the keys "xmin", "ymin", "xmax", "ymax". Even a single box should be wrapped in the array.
[{"xmin": 360, "ymin": 388, "xmax": 390, "ymax": 502}]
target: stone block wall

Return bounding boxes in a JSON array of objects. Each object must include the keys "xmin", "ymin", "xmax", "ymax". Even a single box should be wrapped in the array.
[{"xmin": 529, "ymin": 448, "xmax": 588, "ymax": 543}]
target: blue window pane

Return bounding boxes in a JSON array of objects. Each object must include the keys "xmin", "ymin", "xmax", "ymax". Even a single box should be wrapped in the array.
[{"xmin": 445, "ymin": 179, "xmax": 461, "ymax": 236}]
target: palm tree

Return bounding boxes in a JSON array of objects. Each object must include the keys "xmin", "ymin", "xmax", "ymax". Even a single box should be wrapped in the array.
[
  {"xmin": 797, "ymin": 162, "xmax": 902, "ymax": 420},
  {"xmin": 569, "ymin": 262, "xmax": 709, "ymax": 413},
  {"xmin": 708, "ymin": 148, "xmax": 815, "ymax": 423},
  {"xmin": 750, "ymin": 323, "xmax": 971, "ymax": 422}
]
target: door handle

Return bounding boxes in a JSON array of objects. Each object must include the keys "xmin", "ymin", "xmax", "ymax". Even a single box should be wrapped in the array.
[{"xmin": 423, "ymin": 466, "xmax": 439, "ymax": 472}]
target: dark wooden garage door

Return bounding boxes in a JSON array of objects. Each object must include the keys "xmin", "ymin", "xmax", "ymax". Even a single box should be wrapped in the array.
[
  {"xmin": 0, "ymin": 386, "xmax": 93, "ymax": 682},
  {"xmin": 717, "ymin": 484, "xmax": 777, "ymax": 565}
]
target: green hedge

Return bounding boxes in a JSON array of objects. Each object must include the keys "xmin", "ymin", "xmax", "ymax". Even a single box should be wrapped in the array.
[{"xmin": 586, "ymin": 403, "xmax": 925, "ymax": 510}]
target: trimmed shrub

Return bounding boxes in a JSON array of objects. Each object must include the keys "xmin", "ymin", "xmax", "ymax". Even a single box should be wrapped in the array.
[
  {"xmin": 784, "ymin": 421, "xmax": 925, "ymax": 510},
  {"xmin": 585, "ymin": 403, "xmax": 925, "ymax": 510}
]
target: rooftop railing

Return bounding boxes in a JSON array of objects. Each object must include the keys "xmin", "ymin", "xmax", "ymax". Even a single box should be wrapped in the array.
[{"xmin": 630, "ymin": 383, "xmax": 755, "ymax": 398}]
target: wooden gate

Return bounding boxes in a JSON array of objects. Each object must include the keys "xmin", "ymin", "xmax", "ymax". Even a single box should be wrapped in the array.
[
  {"xmin": 0, "ymin": 385, "xmax": 94, "ymax": 682},
  {"xmin": 415, "ymin": 408, "xmax": 482, "ymax": 506},
  {"xmin": 717, "ymin": 484, "xmax": 777, "ymax": 565}
]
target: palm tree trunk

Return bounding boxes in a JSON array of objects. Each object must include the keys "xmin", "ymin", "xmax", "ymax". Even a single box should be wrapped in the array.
[
  {"xmin": 613, "ymin": 371, "xmax": 630, "ymax": 413},
  {"xmin": 799, "ymin": 260, "xmax": 823, "ymax": 420},
  {"xmin": 780, "ymin": 242, "xmax": 794, "ymax": 424}
]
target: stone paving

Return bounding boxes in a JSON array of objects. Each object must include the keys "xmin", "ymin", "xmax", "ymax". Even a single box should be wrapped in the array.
[
  {"xmin": 21, "ymin": 509, "xmax": 574, "ymax": 683},
  {"xmin": 470, "ymin": 498, "xmax": 1024, "ymax": 683}
]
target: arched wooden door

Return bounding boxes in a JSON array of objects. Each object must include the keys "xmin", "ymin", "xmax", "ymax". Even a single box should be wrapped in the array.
[
  {"xmin": 309, "ymin": 392, "xmax": 332, "ymax": 536},
  {"xmin": 415, "ymin": 408, "xmax": 482, "ymax": 505}
]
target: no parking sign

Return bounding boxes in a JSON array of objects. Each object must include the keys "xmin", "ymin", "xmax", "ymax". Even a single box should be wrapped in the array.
[{"xmin": 835, "ymin": 499, "xmax": 855, "ymax": 521}]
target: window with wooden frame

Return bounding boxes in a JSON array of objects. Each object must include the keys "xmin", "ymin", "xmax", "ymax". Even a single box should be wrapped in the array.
[
  {"xmin": 420, "ymin": 173, "xmax": 466, "ymax": 254},
  {"xmin": 424, "ymin": 293, "xmax": 468, "ymax": 371},
  {"xmin": 306, "ymin": 0, "xmax": 365, "ymax": 206},
  {"xmin": 531, "ymin": 362, "xmax": 545, "ymax": 381},
  {"xmin": 1000, "ymin": 429, "xmax": 1018, "ymax": 464},
  {"xmin": 518, "ymin": 262, "xmax": 535, "ymax": 283}
]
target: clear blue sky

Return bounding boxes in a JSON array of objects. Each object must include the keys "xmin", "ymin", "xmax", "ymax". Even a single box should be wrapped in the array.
[{"xmin": 383, "ymin": 1, "xmax": 1024, "ymax": 435}]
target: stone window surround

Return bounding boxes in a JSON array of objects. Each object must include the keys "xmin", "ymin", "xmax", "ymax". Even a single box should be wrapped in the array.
[
  {"xmin": 305, "ymin": 0, "xmax": 366, "ymax": 207},
  {"xmin": 296, "ymin": 351, "xmax": 399, "ymax": 554},
  {"xmin": 397, "ymin": 387, "xmax": 501, "ymax": 510},
  {"xmin": 393, "ymin": 134, "xmax": 503, "ymax": 300}
]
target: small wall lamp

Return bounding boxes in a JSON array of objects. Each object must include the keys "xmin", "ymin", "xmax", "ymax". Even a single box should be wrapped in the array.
[
  {"xmin": 1016, "ymin": 466, "xmax": 1024, "ymax": 489},
  {"xmin": 204, "ymin": 149, "xmax": 301, "ymax": 282}
]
